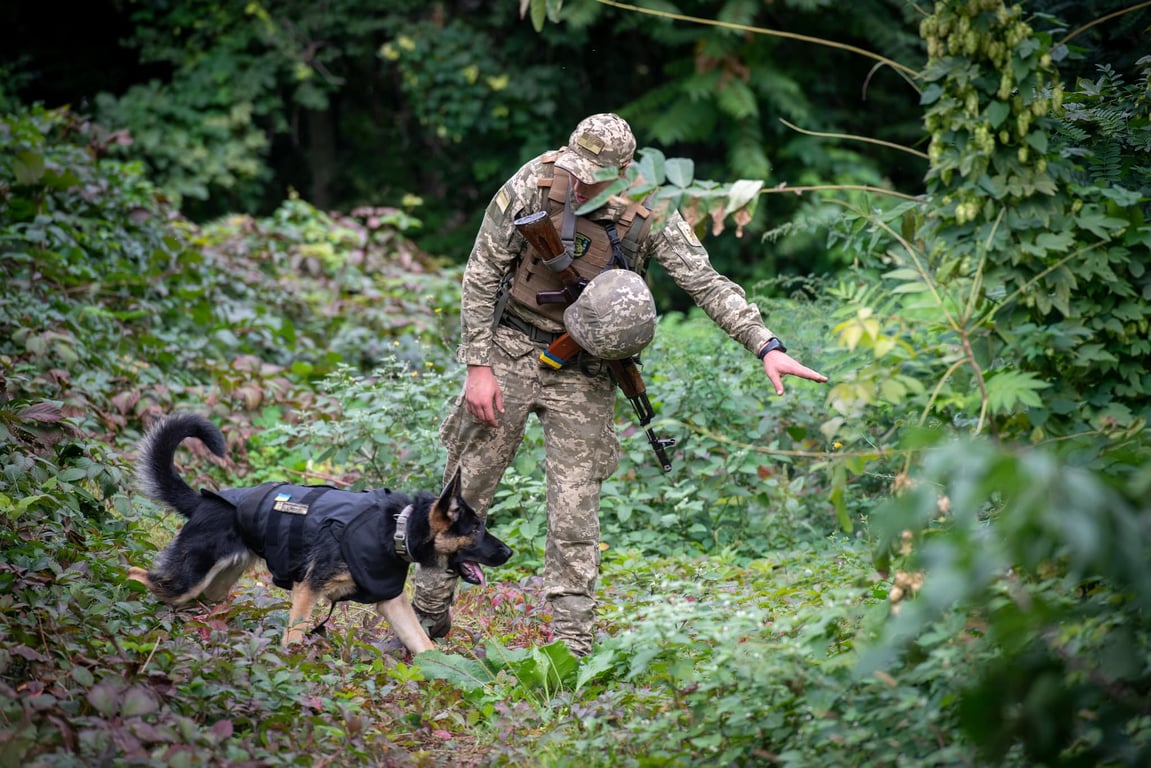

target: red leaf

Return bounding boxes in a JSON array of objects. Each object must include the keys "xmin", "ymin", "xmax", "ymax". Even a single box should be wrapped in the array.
[
  {"xmin": 210, "ymin": 719, "xmax": 234, "ymax": 740},
  {"xmin": 19, "ymin": 402, "xmax": 63, "ymax": 424}
]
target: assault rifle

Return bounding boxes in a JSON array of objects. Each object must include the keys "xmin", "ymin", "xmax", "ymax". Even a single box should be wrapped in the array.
[
  {"xmin": 513, "ymin": 210, "xmax": 675, "ymax": 472},
  {"xmin": 515, "ymin": 210, "xmax": 586, "ymax": 308}
]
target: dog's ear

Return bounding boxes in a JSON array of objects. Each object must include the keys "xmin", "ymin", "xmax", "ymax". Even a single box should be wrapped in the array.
[{"xmin": 431, "ymin": 466, "xmax": 465, "ymax": 530}]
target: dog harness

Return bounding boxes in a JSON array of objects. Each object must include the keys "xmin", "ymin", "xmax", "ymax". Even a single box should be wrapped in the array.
[{"xmin": 203, "ymin": 483, "xmax": 411, "ymax": 603}]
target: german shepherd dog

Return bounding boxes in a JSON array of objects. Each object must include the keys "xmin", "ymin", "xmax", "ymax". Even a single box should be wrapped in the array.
[{"xmin": 128, "ymin": 413, "xmax": 512, "ymax": 655}]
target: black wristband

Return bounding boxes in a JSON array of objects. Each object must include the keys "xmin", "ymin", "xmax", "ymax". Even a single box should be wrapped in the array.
[{"xmin": 757, "ymin": 337, "xmax": 787, "ymax": 358}]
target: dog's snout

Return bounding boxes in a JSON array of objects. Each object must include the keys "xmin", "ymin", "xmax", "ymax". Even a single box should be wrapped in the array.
[{"xmin": 496, "ymin": 539, "xmax": 513, "ymax": 562}]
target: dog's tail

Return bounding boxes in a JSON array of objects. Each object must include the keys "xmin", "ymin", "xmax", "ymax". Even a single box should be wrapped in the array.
[{"xmin": 136, "ymin": 413, "xmax": 227, "ymax": 518}]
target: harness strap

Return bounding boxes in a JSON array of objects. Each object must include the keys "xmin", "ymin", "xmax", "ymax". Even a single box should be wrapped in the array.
[
  {"xmin": 603, "ymin": 222, "xmax": 627, "ymax": 269},
  {"xmin": 619, "ymin": 201, "xmax": 652, "ymax": 271},
  {"xmin": 236, "ymin": 482, "xmax": 287, "ymax": 557},
  {"xmin": 560, "ymin": 184, "xmax": 577, "ymax": 256},
  {"xmin": 286, "ymin": 487, "xmax": 330, "ymax": 574},
  {"xmin": 309, "ymin": 601, "xmax": 338, "ymax": 637}
]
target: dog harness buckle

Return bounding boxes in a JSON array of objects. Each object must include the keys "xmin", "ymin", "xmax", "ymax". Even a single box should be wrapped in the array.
[{"xmin": 393, "ymin": 504, "xmax": 415, "ymax": 563}]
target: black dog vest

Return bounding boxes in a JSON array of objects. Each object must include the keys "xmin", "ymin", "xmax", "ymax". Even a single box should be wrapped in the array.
[{"xmin": 203, "ymin": 483, "xmax": 408, "ymax": 603}]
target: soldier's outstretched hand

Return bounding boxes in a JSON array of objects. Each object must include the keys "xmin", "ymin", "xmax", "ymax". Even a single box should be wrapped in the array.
[{"xmin": 762, "ymin": 351, "xmax": 828, "ymax": 396}]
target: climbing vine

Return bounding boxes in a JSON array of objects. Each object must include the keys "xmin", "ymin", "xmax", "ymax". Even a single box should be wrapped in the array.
[{"xmin": 923, "ymin": 1, "xmax": 1148, "ymax": 438}]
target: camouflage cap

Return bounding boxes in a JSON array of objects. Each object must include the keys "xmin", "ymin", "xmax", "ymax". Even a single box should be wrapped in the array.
[
  {"xmin": 564, "ymin": 269, "xmax": 656, "ymax": 360},
  {"xmin": 554, "ymin": 113, "xmax": 636, "ymax": 184}
]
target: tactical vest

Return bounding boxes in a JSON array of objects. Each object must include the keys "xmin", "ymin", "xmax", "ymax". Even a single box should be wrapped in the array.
[
  {"xmin": 507, "ymin": 158, "xmax": 652, "ymax": 324},
  {"xmin": 204, "ymin": 484, "xmax": 408, "ymax": 603}
]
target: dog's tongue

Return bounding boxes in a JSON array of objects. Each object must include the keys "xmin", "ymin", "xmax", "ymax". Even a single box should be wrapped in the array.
[{"xmin": 460, "ymin": 561, "xmax": 485, "ymax": 587}]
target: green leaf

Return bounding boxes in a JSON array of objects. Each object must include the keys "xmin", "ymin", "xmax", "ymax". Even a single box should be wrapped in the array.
[
  {"xmin": 13, "ymin": 150, "xmax": 46, "ymax": 184},
  {"xmin": 664, "ymin": 158, "xmax": 695, "ymax": 188},
  {"xmin": 86, "ymin": 682, "xmax": 121, "ymax": 717},
  {"xmin": 724, "ymin": 179, "xmax": 763, "ymax": 215},
  {"xmin": 985, "ymin": 370, "xmax": 1051, "ymax": 414},
  {"xmin": 1025, "ymin": 131, "xmax": 1048, "ymax": 153},
  {"xmin": 121, "ymin": 686, "xmax": 159, "ymax": 718},
  {"xmin": 575, "ymin": 648, "xmax": 616, "ymax": 691},
  {"xmin": 414, "ymin": 650, "xmax": 497, "ymax": 692},
  {"xmin": 985, "ymin": 101, "xmax": 1011, "ymax": 128}
]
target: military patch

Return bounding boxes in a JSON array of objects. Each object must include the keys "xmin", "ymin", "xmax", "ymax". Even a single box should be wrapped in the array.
[
  {"xmin": 576, "ymin": 132, "xmax": 605, "ymax": 156},
  {"xmin": 272, "ymin": 492, "xmax": 310, "ymax": 515},
  {"xmin": 678, "ymin": 219, "xmax": 702, "ymax": 247},
  {"xmin": 495, "ymin": 187, "xmax": 511, "ymax": 214},
  {"xmin": 573, "ymin": 233, "xmax": 592, "ymax": 259}
]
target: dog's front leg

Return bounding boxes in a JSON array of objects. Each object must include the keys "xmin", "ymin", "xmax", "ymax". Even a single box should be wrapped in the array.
[
  {"xmin": 377, "ymin": 596, "xmax": 435, "ymax": 655},
  {"xmin": 285, "ymin": 583, "xmax": 320, "ymax": 646}
]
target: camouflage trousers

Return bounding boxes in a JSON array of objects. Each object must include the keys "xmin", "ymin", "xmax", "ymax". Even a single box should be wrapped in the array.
[{"xmin": 412, "ymin": 324, "xmax": 620, "ymax": 656}]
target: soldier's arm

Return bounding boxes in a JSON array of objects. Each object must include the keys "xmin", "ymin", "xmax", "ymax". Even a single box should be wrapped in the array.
[
  {"xmin": 456, "ymin": 162, "xmax": 540, "ymax": 366},
  {"xmin": 649, "ymin": 210, "xmax": 776, "ymax": 356},
  {"xmin": 651, "ymin": 211, "xmax": 828, "ymax": 394}
]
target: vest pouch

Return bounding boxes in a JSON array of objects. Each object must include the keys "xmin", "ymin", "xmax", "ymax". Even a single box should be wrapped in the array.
[{"xmin": 492, "ymin": 323, "xmax": 539, "ymax": 359}]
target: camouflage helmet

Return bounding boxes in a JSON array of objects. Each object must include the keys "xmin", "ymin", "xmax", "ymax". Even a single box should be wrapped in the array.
[
  {"xmin": 555, "ymin": 113, "xmax": 636, "ymax": 184},
  {"xmin": 564, "ymin": 269, "xmax": 656, "ymax": 360}
]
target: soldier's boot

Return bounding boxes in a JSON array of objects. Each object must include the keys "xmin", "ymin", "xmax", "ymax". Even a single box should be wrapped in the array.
[
  {"xmin": 415, "ymin": 606, "xmax": 452, "ymax": 640},
  {"xmin": 412, "ymin": 569, "xmax": 457, "ymax": 640},
  {"xmin": 549, "ymin": 595, "xmax": 596, "ymax": 657}
]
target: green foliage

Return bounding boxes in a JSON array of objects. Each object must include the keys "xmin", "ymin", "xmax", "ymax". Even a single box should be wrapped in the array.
[
  {"xmin": 258, "ymin": 358, "xmax": 458, "ymax": 491},
  {"xmin": 1056, "ymin": 58, "xmax": 1151, "ymax": 191},
  {"xmin": 0, "ymin": 103, "xmax": 481, "ymax": 766},
  {"xmin": 553, "ymin": 0, "xmax": 929, "ymax": 277},
  {"xmin": 824, "ymin": 2, "xmax": 1150, "ymax": 473},
  {"xmin": 0, "ymin": 106, "xmax": 461, "ymax": 478},
  {"xmin": 4, "ymin": 4, "xmax": 1151, "ymax": 766},
  {"xmin": 381, "ymin": 18, "xmax": 561, "ymax": 154},
  {"xmin": 576, "ymin": 146, "xmax": 764, "ymax": 238},
  {"xmin": 917, "ymin": 0, "xmax": 1151, "ymax": 438},
  {"xmin": 813, "ymin": 3, "xmax": 1151, "ymax": 765},
  {"xmin": 95, "ymin": 82, "xmax": 271, "ymax": 209},
  {"xmin": 458, "ymin": 546, "xmax": 995, "ymax": 767},
  {"xmin": 863, "ymin": 437, "xmax": 1151, "ymax": 767},
  {"xmin": 96, "ymin": 0, "xmax": 409, "ymax": 210}
]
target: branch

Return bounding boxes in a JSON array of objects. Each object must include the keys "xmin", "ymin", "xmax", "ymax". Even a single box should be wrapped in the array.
[
  {"xmin": 779, "ymin": 119, "xmax": 929, "ymax": 160},
  {"xmin": 1060, "ymin": 1, "xmax": 1151, "ymax": 45},
  {"xmin": 594, "ymin": 0, "xmax": 922, "ymax": 85},
  {"xmin": 762, "ymin": 182, "xmax": 923, "ymax": 202}
]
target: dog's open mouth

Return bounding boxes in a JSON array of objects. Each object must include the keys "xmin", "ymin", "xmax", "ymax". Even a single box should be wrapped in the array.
[{"xmin": 457, "ymin": 560, "xmax": 486, "ymax": 586}]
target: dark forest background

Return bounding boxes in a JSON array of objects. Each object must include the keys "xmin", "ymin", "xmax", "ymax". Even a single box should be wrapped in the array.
[{"xmin": 2, "ymin": 0, "xmax": 1144, "ymax": 295}]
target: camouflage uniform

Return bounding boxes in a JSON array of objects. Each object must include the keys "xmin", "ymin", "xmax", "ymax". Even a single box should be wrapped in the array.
[{"xmin": 413, "ymin": 114, "xmax": 777, "ymax": 655}]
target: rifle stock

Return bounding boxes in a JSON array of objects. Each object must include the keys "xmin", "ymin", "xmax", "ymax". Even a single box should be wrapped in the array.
[
  {"xmin": 539, "ymin": 332, "xmax": 582, "ymax": 370},
  {"xmin": 514, "ymin": 211, "xmax": 584, "ymax": 301}
]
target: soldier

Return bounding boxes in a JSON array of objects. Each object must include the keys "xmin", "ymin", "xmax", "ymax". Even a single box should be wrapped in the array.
[{"xmin": 412, "ymin": 113, "xmax": 829, "ymax": 656}]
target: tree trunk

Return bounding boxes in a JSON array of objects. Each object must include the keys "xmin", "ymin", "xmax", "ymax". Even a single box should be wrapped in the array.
[{"xmin": 307, "ymin": 108, "xmax": 336, "ymax": 210}]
